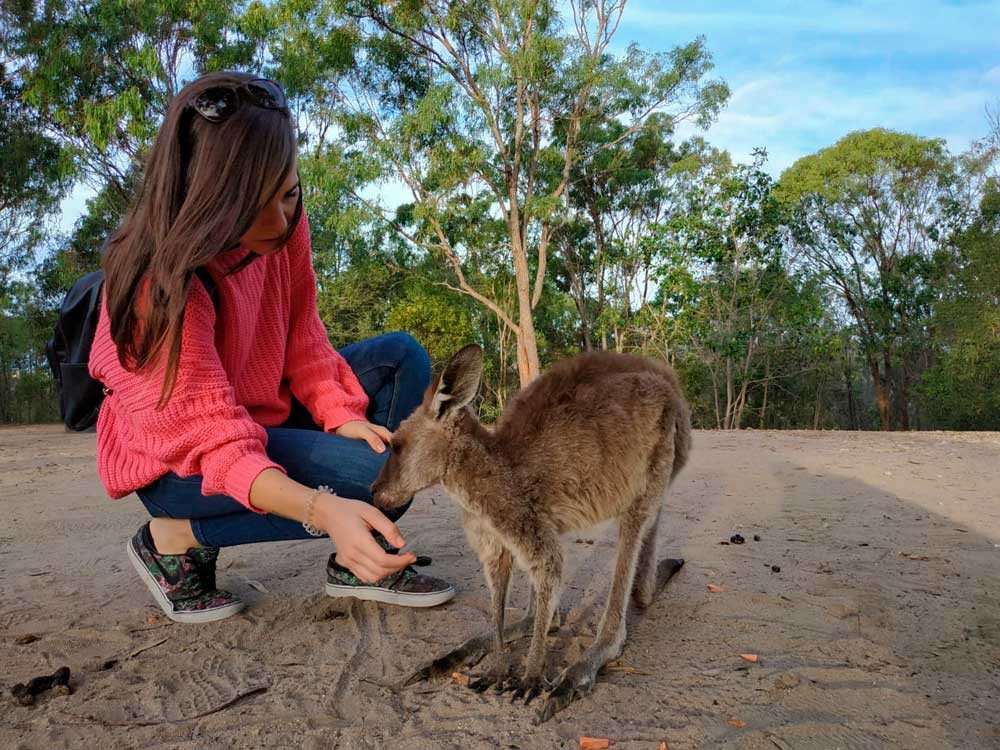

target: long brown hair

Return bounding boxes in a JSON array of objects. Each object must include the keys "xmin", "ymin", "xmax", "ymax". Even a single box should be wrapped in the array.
[{"xmin": 103, "ymin": 71, "xmax": 300, "ymax": 407}]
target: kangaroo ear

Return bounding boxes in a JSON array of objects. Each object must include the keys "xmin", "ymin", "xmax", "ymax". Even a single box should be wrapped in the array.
[{"xmin": 432, "ymin": 344, "xmax": 483, "ymax": 419}]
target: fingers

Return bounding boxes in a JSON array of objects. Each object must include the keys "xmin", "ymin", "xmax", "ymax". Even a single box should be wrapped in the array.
[
  {"xmin": 362, "ymin": 425, "xmax": 387, "ymax": 453},
  {"xmin": 335, "ymin": 420, "xmax": 391, "ymax": 453},
  {"xmin": 338, "ymin": 537, "xmax": 416, "ymax": 583},
  {"xmin": 371, "ymin": 424, "xmax": 393, "ymax": 444},
  {"xmin": 338, "ymin": 555, "xmax": 383, "ymax": 584},
  {"xmin": 359, "ymin": 533, "xmax": 416, "ymax": 571},
  {"xmin": 362, "ymin": 505, "xmax": 409, "ymax": 550}
]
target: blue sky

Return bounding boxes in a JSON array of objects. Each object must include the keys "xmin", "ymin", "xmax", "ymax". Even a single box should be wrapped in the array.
[
  {"xmin": 619, "ymin": 0, "xmax": 1000, "ymax": 173},
  {"xmin": 55, "ymin": 0, "xmax": 1000, "ymax": 232}
]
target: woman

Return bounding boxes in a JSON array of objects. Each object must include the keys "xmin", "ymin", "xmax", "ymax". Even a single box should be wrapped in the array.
[{"xmin": 89, "ymin": 71, "xmax": 454, "ymax": 623}]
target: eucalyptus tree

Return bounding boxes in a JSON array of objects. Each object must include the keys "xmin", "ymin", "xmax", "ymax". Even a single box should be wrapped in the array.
[
  {"xmin": 776, "ymin": 129, "xmax": 961, "ymax": 430},
  {"xmin": 330, "ymin": 0, "xmax": 727, "ymax": 383},
  {"xmin": 3, "ymin": 0, "xmax": 257, "ymax": 208}
]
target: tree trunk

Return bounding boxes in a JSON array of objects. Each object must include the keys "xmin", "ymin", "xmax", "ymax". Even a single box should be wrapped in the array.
[
  {"xmin": 869, "ymin": 358, "xmax": 890, "ymax": 431},
  {"xmin": 567, "ymin": 261, "xmax": 593, "ymax": 351},
  {"xmin": 496, "ymin": 311, "xmax": 511, "ymax": 411},
  {"xmin": 813, "ymin": 378, "xmax": 823, "ymax": 430},
  {"xmin": 709, "ymin": 364, "xmax": 722, "ymax": 430},
  {"xmin": 0, "ymin": 356, "xmax": 9, "ymax": 423},
  {"xmin": 845, "ymin": 361, "xmax": 858, "ymax": 430},
  {"xmin": 514, "ymin": 327, "xmax": 540, "ymax": 386},
  {"xmin": 734, "ymin": 381, "xmax": 749, "ymax": 429},
  {"xmin": 510, "ymin": 224, "xmax": 542, "ymax": 385},
  {"xmin": 724, "ymin": 356, "xmax": 735, "ymax": 430},
  {"xmin": 897, "ymin": 367, "xmax": 912, "ymax": 431},
  {"xmin": 759, "ymin": 355, "xmax": 770, "ymax": 429}
]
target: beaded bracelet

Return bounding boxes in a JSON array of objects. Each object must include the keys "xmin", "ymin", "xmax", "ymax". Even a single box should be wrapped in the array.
[{"xmin": 303, "ymin": 485, "xmax": 333, "ymax": 537}]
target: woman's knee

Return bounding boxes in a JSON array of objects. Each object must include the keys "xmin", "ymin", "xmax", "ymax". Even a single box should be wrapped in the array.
[
  {"xmin": 383, "ymin": 332, "xmax": 431, "ymax": 380},
  {"xmin": 136, "ymin": 489, "xmax": 176, "ymax": 519}
]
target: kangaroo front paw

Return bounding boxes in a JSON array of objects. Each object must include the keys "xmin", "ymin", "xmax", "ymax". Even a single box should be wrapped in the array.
[{"xmin": 535, "ymin": 662, "xmax": 599, "ymax": 724}]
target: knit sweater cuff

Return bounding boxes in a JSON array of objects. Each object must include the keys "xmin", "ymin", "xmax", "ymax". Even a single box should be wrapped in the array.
[
  {"xmin": 223, "ymin": 453, "xmax": 287, "ymax": 513},
  {"xmin": 321, "ymin": 405, "xmax": 370, "ymax": 433}
]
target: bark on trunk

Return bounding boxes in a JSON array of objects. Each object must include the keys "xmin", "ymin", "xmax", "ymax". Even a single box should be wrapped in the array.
[
  {"xmin": 813, "ymin": 379, "xmax": 823, "ymax": 430},
  {"xmin": 510, "ymin": 222, "xmax": 542, "ymax": 385},
  {"xmin": 870, "ymin": 358, "xmax": 890, "ymax": 431},
  {"xmin": 724, "ymin": 356, "xmax": 735, "ymax": 430},
  {"xmin": 759, "ymin": 356, "xmax": 770, "ymax": 429},
  {"xmin": 845, "ymin": 362, "xmax": 858, "ymax": 430}
]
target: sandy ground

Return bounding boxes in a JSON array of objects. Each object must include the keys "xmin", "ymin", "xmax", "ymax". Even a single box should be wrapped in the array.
[{"xmin": 1, "ymin": 425, "xmax": 999, "ymax": 750}]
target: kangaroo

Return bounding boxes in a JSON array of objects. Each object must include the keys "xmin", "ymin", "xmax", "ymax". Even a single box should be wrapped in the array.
[{"xmin": 372, "ymin": 344, "xmax": 691, "ymax": 722}]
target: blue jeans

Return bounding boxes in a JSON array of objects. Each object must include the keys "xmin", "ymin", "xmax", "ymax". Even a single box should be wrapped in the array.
[{"xmin": 135, "ymin": 332, "xmax": 431, "ymax": 548}]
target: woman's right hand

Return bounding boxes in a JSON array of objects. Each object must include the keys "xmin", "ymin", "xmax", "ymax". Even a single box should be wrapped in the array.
[{"xmin": 315, "ymin": 494, "xmax": 417, "ymax": 583}]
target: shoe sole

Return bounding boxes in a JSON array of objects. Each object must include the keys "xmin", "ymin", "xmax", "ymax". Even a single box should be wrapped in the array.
[
  {"xmin": 325, "ymin": 581, "xmax": 455, "ymax": 608},
  {"xmin": 127, "ymin": 539, "xmax": 245, "ymax": 624}
]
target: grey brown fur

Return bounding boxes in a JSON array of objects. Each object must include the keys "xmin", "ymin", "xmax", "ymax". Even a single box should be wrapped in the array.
[{"xmin": 372, "ymin": 344, "xmax": 691, "ymax": 722}]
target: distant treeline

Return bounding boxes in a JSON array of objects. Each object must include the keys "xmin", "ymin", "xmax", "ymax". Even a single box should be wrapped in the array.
[{"xmin": 1, "ymin": 1, "xmax": 997, "ymax": 430}]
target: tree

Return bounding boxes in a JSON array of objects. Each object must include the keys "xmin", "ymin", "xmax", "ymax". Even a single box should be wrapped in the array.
[
  {"xmin": 556, "ymin": 121, "xmax": 702, "ymax": 353},
  {"xmin": 330, "ymin": 0, "xmax": 727, "ymax": 384},
  {"xmin": 659, "ymin": 149, "xmax": 800, "ymax": 429},
  {"xmin": 919, "ymin": 183, "xmax": 1000, "ymax": 429},
  {"xmin": 0, "ymin": 66, "xmax": 70, "ymax": 293},
  {"xmin": 775, "ymin": 129, "xmax": 961, "ymax": 430},
  {"xmin": 0, "ymin": 56, "xmax": 70, "ymax": 425},
  {"xmin": 4, "ymin": 0, "xmax": 256, "ymax": 207}
]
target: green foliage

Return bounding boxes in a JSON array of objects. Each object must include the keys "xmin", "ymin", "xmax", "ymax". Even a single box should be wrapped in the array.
[
  {"xmin": 776, "ymin": 129, "xmax": 964, "ymax": 429},
  {"xmin": 1, "ymin": 3, "xmax": 996, "ymax": 430},
  {"xmin": 386, "ymin": 281, "xmax": 477, "ymax": 366},
  {"xmin": 0, "ymin": 280, "xmax": 59, "ymax": 423},
  {"xmin": 0, "ymin": 70, "xmax": 71, "ymax": 291},
  {"xmin": 329, "ymin": 0, "xmax": 728, "ymax": 381},
  {"xmin": 918, "ymin": 184, "xmax": 1000, "ymax": 428},
  {"xmin": 317, "ymin": 254, "xmax": 401, "ymax": 348},
  {"xmin": 3, "ymin": 0, "xmax": 270, "ymax": 203}
]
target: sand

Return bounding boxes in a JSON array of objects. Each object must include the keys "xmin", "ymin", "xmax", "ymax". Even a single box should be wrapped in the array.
[{"xmin": 2, "ymin": 425, "xmax": 999, "ymax": 749}]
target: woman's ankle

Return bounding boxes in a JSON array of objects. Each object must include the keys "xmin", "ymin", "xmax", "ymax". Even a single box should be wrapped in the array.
[{"xmin": 149, "ymin": 518, "xmax": 199, "ymax": 555}]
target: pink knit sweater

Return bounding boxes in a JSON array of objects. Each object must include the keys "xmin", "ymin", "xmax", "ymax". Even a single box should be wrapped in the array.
[{"xmin": 89, "ymin": 215, "xmax": 369, "ymax": 509}]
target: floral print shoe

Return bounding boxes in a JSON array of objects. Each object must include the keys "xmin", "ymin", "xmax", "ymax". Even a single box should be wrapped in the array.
[
  {"xmin": 325, "ymin": 553, "xmax": 455, "ymax": 608},
  {"xmin": 127, "ymin": 524, "xmax": 244, "ymax": 623}
]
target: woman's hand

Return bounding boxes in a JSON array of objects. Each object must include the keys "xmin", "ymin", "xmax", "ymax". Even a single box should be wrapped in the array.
[
  {"xmin": 315, "ymin": 494, "xmax": 416, "ymax": 583},
  {"xmin": 335, "ymin": 420, "xmax": 393, "ymax": 453}
]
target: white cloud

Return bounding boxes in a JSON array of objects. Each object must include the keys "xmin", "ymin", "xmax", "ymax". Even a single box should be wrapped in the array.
[
  {"xmin": 620, "ymin": 1, "xmax": 999, "ymax": 174},
  {"xmin": 673, "ymin": 69, "xmax": 994, "ymax": 174}
]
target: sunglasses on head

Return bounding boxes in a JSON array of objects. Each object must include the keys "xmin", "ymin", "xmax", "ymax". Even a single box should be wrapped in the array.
[{"xmin": 188, "ymin": 78, "xmax": 289, "ymax": 123}]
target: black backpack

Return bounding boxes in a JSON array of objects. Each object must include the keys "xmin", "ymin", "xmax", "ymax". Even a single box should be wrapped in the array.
[{"xmin": 45, "ymin": 268, "xmax": 217, "ymax": 431}]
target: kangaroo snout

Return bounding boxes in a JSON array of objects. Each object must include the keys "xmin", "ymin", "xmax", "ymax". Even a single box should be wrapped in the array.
[
  {"xmin": 371, "ymin": 455, "xmax": 416, "ymax": 511},
  {"xmin": 369, "ymin": 473, "xmax": 398, "ymax": 510}
]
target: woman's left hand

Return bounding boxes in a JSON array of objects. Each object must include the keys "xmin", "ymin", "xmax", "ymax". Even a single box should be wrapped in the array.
[{"xmin": 335, "ymin": 420, "xmax": 393, "ymax": 453}]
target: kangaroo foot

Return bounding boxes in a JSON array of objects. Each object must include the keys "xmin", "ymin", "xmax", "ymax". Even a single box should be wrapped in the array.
[
  {"xmin": 401, "ymin": 632, "xmax": 492, "ymax": 686},
  {"xmin": 535, "ymin": 659, "xmax": 602, "ymax": 724},
  {"xmin": 403, "ymin": 612, "xmax": 562, "ymax": 688},
  {"xmin": 499, "ymin": 674, "xmax": 545, "ymax": 705},
  {"xmin": 468, "ymin": 659, "xmax": 513, "ymax": 693}
]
